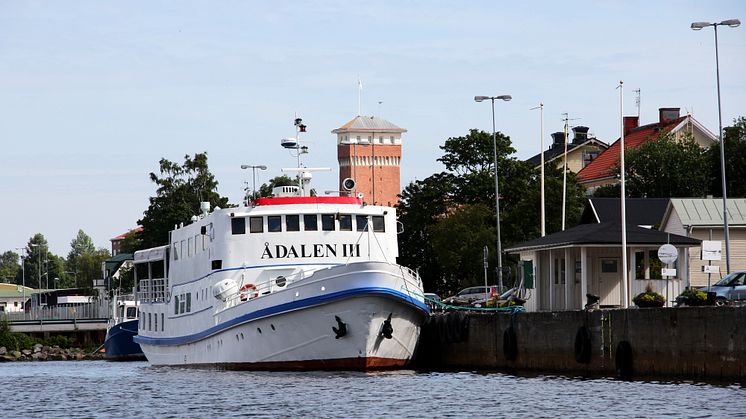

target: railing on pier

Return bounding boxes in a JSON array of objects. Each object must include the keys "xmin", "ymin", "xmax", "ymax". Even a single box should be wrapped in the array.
[{"xmin": 1, "ymin": 303, "xmax": 110, "ymax": 323}]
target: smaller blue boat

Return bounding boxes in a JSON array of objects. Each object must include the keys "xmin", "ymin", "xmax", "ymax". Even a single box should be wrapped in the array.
[{"xmin": 104, "ymin": 298, "xmax": 145, "ymax": 361}]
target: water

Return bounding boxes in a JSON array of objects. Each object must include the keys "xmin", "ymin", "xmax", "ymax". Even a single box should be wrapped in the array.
[{"xmin": 1, "ymin": 361, "xmax": 743, "ymax": 418}]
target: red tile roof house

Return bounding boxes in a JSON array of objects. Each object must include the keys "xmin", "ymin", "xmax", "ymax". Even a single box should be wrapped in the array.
[{"xmin": 576, "ymin": 108, "xmax": 718, "ymax": 191}]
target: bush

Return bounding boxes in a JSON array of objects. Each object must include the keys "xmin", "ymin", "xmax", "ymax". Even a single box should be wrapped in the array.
[
  {"xmin": 678, "ymin": 288, "xmax": 708, "ymax": 306},
  {"xmin": 43, "ymin": 335, "xmax": 75, "ymax": 349},
  {"xmin": 0, "ymin": 318, "xmax": 37, "ymax": 351},
  {"xmin": 633, "ymin": 283, "xmax": 665, "ymax": 307}
]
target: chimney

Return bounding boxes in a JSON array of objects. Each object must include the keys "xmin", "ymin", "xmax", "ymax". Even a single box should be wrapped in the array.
[
  {"xmin": 623, "ymin": 116, "xmax": 639, "ymax": 134},
  {"xmin": 551, "ymin": 132, "xmax": 565, "ymax": 148},
  {"xmin": 572, "ymin": 126, "xmax": 589, "ymax": 144},
  {"xmin": 659, "ymin": 107, "xmax": 681, "ymax": 124}
]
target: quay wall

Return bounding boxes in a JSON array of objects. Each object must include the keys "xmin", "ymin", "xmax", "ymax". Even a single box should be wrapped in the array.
[{"xmin": 415, "ymin": 306, "xmax": 745, "ymax": 381}]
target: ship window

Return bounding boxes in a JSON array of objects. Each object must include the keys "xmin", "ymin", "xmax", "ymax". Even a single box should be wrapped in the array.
[
  {"xmin": 174, "ymin": 296, "xmax": 179, "ymax": 314},
  {"xmin": 148, "ymin": 313, "xmax": 152, "ymax": 331},
  {"xmin": 321, "ymin": 214, "xmax": 335, "ymax": 231},
  {"xmin": 151, "ymin": 260, "xmax": 165, "ymax": 279},
  {"xmin": 135, "ymin": 263, "xmax": 149, "ymax": 280},
  {"xmin": 173, "ymin": 242, "xmax": 179, "ymax": 260},
  {"xmin": 126, "ymin": 307, "xmax": 137, "ymax": 318},
  {"xmin": 186, "ymin": 293, "xmax": 192, "ymax": 312},
  {"xmin": 194, "ymin": 235, "xmax": 200, "ymax": 253},
  {"xmin": 232, "ymin": 217, "xmax": 246, "ymax": 235},
  {"xmin": 161, "ymin": 313, "xmax": 164, "ymax": 331},
  {"xmin": 338, "ymin": 214, "xmax": 352, "ymax": 231},
  {"xmin": 188, "ymin": 237, "xmax": 193, "ymax": 257},
  {"xmin": 179, "ymin": 294, "xmax": 186, "ymax": 314},
  {"xmin": 304, "ymin": 214, "xmax": 318, "ymax": 231},
  {"xmin": 356, "ymin": 215, "xmax": 368, "ymax": 231},
  {"xmin": 268, "ymin": 216, "xmax": 282, "ymax": 232},
  {"xmin": 250, "ymin": 217, "xmax": 263, "ymax": 233},
  {"xmin": 154, "ymin": 312, "xmax": 158, "ymax": 330},
  {"xmin": 286, "ymin": 215, "xmax": 300, "ymax": 231},
  {"xmin": 372, "ymin": 215, "xmax": 385, "ymax": 232},
  {"xmin": 212, "ymin": 260, "xmax": 222, "ymax": 270}
]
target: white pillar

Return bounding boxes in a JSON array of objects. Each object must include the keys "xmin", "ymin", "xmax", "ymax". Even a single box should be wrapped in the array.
[
  {"xmin": 565, "ymin": 248, "xmax": 572, "ymax": 310},
  {"xmin": 549, "ymin": 250, "xmax": 554, "ymax": 311}
]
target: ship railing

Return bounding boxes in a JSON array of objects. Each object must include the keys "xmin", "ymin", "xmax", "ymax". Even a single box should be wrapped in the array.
[
  {"xmin": 137, "ymin": 278, "xmax": 169, "ymax": 303},
  {"xmin": 396, "ymin": 264, "xmax": 425, "ymax": 300}
]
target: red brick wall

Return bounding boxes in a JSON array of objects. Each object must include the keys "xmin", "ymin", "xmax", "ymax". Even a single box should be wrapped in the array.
[{"xmin": 338, "ymin": 144, "xmax": 401, "ymax": 206}]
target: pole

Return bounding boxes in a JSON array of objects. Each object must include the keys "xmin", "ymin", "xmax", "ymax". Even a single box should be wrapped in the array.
[
  {"xmin": 490, "ymin": 99, "xmax": 504, "ymax": 292},
  {"xmin": 713, "ymin": 23, "xmax": 731, "ymax": 274},
  {"xmin": 252, "ymin": 168, "xmax": 257, "ymax": 202},
  {"xmin": 561, "ymin": 114, "xmax": 568, "ymax": 231},
  {"xmin": 531, "ymin": 103, "xmax": 546, "ymax": 236},
  {"xmin": 619, "ymin": 81, "xmax": 629, "ymax": 308}
]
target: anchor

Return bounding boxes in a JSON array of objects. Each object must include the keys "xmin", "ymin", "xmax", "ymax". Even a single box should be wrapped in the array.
[
  {"xmin": 332, "ymin": 315, "xmax": 347, "ymax": 339},
  {"xmin": 380, "ymin": 313, "xmax": 393, "ymax": 339}
]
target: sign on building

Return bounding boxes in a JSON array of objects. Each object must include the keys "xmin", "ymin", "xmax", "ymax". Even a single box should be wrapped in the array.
[{"xmin": 701, "ymin": 240, "xmax": 722, "ymax": 261}]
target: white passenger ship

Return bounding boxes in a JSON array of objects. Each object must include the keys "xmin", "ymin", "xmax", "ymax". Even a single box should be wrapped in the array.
[{"xmin": 133, "ymin": 174, "xmax": 428, "ymax": 370}]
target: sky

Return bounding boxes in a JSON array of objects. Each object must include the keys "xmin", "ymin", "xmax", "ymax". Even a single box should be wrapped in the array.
[{"xmin": 1, "ymin": 0, "xmax": 744, "ymax": 257}]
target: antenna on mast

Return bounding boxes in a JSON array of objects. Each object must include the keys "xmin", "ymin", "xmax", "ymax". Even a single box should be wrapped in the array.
[
  {"xmin": 357, "ymin": 77, "xmax": 363, "ymax": 116},
  {"xmin": 560, "ymin": 112, "xmax": 580, "ymax": 231}
]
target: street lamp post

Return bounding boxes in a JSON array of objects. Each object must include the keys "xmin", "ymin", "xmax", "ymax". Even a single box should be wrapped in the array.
[
  {"xmin": 240, "ymin": 165, "xmax": 268, "ymax": 204},
  {"xmin": 15, "ymin": 247, "xmax": 27, "ymax": 307},
  {"xmin": 475, "ymin": 94, "xmax": 512, "ymax": 292},
  {"xmin": 691, "ymin": 18, "xmax": 740, "ymax": 274}
]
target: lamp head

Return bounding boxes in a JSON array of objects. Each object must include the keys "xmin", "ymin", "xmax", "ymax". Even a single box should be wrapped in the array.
[
  {"xmin": 474, "ymin": 96, "xmax": 489, "ymax": 102},
  {"xmin": 240, "ymin": 165, "xmax": 249, "ymax": 169},
  {"xmin": 258, "ymin": 165, "xmax": 267, "ymax": 170},
  {"xmin": 691, "ymin": 21, "xmax": 710, "ymax": 30},
  {"xmin": 722, "ymin": 19, "xmax": 740, "ymax": 28},
  {"xmin": 496, "ymin": 95, "xmax": 512, "ymax": 101}
]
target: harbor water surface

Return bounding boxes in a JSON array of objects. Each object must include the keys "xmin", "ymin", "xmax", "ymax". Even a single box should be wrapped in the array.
[{"xmin": 1, "ymin": 361, "xmax": 743, "ymax": 418}]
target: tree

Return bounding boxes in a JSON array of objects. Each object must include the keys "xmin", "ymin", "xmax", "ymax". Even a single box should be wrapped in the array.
[
  {"xmin": 709, "ymin": 116, "xmax": 746, "ymax": 198},
  {"xmin": 397, "ymin": 129, "xmax": 586, "ymax": 295},
  {"xmin": 396, "ymin": 173, "xmax": 456, "ymax": 295},
  {"xmin": 23, "ymin": 234, "xmax": 63, "ymax": 289},
  {"xmin": 624, "ymin": 132, "xmax": 710, "ymax": 197},
  {"xmin": 66, "ymin": 230, "xmax": 95, "ymax": 277},
  {"xmin": 138, "ymin": 152, "xmax": 231, "ymax": 249},
  {"xmin": 74, "ymin": 248, "xmax": 111, "ymax": 289},
  {"xmin": 0, "ymin": 251, "xmax": 21, "ymax": 284}
]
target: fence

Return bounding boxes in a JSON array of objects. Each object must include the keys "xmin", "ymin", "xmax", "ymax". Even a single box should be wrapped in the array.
[{"xmin": 1, "ymin": 303, "xmax": 110, "ymax": 322}]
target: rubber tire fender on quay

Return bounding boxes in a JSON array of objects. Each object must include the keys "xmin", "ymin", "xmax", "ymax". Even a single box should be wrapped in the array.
[
  {"xmin": 503, "ymin": 326, "xmax": 518, "ymax": 361},
  {"xmin": 574, "ymin": 326, "xmax": 592, "ymax": 364}
]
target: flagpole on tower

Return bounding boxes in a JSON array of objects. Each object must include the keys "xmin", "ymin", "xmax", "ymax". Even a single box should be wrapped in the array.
[{"xmin": 358, "ymin": 77, "xmax": 363, "ymax": 116}]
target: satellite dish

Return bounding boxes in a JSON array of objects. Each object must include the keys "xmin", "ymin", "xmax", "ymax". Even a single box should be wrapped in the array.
[
  {"xmin": 342, "ymin": 178, "xmax": 356, "ymax": 191},
  {"xmin": 281, "ymin": 138, "xmax": 298, "ymax": 149}
]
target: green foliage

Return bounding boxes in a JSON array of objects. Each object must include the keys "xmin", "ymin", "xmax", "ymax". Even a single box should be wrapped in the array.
[
  {"xmin": 0, "ymin": 318, "xmax": 37, "ymax": 351},
  {"xmin": 42, "ymin": 334, "xmax": 74, "ymax": 349},
  {"xmin": 709, "ymin": 116, "xmax": 746, "ymax": 198},
  {"xmin": 138, "ymin": 152, "xmax": 231, "ymax": 249},
  {"xmin": 397, "ymin": 129, "xmax": 586, "ymax": 296},
  {"xmin": 633, "ymin": 283, "xmax": 665, "ymax": 307},
  {"xmin": 678, "ymin": 288, "xmax": 707, "ymax": 305},
  {"xmin": 74, "ymin": 248, "xmax": 111, "ymax": 289},
  {"xmin": 624, "ymin": 132, "xmax": 711, "ymax": 197},
  {"xmin": 0, "ymin": 251, "xmax": 21, "ymax": 284}
]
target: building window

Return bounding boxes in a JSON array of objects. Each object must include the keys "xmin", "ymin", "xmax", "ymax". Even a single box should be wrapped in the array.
[
  {"xmin": 286, "ymin": 215, "xmax": 300, "ymax": 231},
  {"xmin": 635, "ymin": 250, "xmax": 668, "ymax": 280},
  {"xmin": 268, "ymin": 216, "xmax": 282, "ymax": 232},
  {"xmin": 372, "ymin": 216, "xmax": 385, "ymax": 232},
  {"xmin": 250, "ymin": 217, "xmax": 263, "ymax": 233},
  {"xmin": 338, "ymin": 214, "xmax": 352, "ymax": 231},
  {"xmin": 601, "ymin": 259, "xmax": 618, "ymax": 273},
  {"xmin": 304, "ymin": 214, "xmax": 318, "ymax": 231},
  {"xmin": 583, "ymin": 151, "xmax": 599, "ymax": 167},
  {"xmin": 321, "ymin": 214, "xmax": 335, "ymax": 231},
  {"xmin": 232, "ymin": 218, "xmax": 246, "ymax": 235}
]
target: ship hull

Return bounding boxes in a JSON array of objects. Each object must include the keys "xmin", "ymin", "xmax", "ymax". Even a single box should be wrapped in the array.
[{"xmin": 104, "ymin": 319, "xmax": 146, "ymax": 361}]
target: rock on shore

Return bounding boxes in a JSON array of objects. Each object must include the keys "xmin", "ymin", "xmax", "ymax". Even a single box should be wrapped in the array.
[{"xmin": 0, "ymin": 343, "xmax": 104, "ymax": 361}]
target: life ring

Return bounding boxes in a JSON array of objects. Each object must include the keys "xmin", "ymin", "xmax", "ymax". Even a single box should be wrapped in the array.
[
  {"xmin": 574, "ymin": 326, "xmax": 592, "ymax": 364},
  {"xmin": 239, "ymin": 283, "xmax": 258, "ymax": 301}
]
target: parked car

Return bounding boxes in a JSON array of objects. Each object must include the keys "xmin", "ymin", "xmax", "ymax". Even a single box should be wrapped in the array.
[
  {"xmin": 699, "ymin": 270, "xmax": 746, "ymax": 306},
  {"xmin": 443, "ymin": 286, "xmax": 500, "ymax": 306},
  {"xmin": 423, "ymin": 293, "xmax": 442, "ymax": 311}
]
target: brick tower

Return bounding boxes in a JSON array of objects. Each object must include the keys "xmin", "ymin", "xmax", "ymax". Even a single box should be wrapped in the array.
[{"xmin": 332, "ymin": 115, "xmax": 407, "ymax": 207}]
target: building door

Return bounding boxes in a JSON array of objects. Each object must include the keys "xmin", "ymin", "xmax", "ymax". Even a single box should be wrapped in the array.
[{"xmin": 598, "ymin": 258, "xmax": 621, "ymax": 306}]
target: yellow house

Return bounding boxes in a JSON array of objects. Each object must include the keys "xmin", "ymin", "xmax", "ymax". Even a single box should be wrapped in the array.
[{"xmin": 526, "ymin": 126, "xmax": 608, "ymax": 174}]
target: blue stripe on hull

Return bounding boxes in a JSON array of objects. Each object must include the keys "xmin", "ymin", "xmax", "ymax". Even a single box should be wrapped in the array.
[
  {"xmin": 105, "ymin": 319, "xmax": 145, "ymax": 361},
  {"xmin": 135, "ymin": 287, "xmax": 429, "ymax": 347}
]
